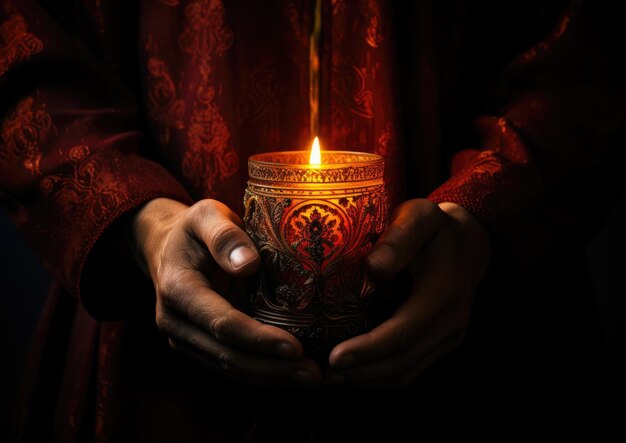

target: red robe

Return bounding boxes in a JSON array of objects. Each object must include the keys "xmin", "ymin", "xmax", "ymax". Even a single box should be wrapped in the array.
[{"xmin": 1, "ymin": 0, "xmax": 623, "ymax": 440}]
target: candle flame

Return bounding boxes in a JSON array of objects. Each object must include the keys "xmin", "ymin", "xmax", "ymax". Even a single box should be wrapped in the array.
[{"xmin": 309, "ymin": 136, "xmax": 321, "ymax": 165}]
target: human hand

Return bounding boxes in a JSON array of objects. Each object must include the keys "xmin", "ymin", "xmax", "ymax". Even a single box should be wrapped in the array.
[
  {"xmin": 326, "ymin": 199, "xmax": 490, "ymax": 389},
  {"xmin": 132, "ymin": 198, "xmax": 322, "ymax": 386}
]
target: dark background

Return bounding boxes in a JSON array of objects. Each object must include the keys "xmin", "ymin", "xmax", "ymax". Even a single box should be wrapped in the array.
[
  {"xmin": 1, "ymin": 209, "xmax": 51, "ymax": 440},
  {"xmin": 1, "ymin": 198, "xmax": 625, "ymax": 439}
]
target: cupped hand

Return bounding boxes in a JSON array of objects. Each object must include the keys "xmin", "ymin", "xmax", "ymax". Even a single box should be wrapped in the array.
[
  {"xmin": 326, "ymin": 199, "xmax": 490, "ymax": 389},
  {"xmin": 132, "ymin": 198, "xmax": 321, "ymax": 386}
]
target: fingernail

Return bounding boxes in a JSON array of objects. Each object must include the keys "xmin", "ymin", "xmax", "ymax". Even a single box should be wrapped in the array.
[
  {"xmin": 229, "ymin": 246, "xmax": 256, "ymax": 269},
  {"xmin": 368, "ymin": 244, "xmax": 397, "ymax": 271},
  {"xmin": 293, "ymin": 369, "xmax": 316, "ymax": 384},
  {"xmin": 324, "ymin": 373, "xmax": 346, "ymax": 385},
  {"xmin": 333, "ymin": 353, "xmax": 357, "ymax": 369},
  {"xmin": 275, "ymin": 342, "xmax": 298, "ymax": 359}
]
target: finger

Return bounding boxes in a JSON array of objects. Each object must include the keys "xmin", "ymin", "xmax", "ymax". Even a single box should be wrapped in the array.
[
  {"xmin": 165, "ymin": 326, "xmax": 321, "ymax": 387},
  {"xmin": 325, "ymin": 330, "xmax": 465, "ymax": 390},
  {"xmin": 184, "ymin": 199, "xmax": 260, "ymax": 277},
  {"xmin": 367, "ymin": 198, "xmax": 445, "ymax": 277},
  {"xmin": 330, "ymin": 232, "xmax": 458, "ymax": 368},
  {"xmin": 328, "ymin": 287, "xmax": 451, "ymax": 369},
  {"xmin": 158, "ymin": 273, "xmax": 304, "ymax": 359}
]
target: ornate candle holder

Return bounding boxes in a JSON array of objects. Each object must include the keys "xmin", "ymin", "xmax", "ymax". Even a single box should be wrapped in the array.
[{"xmin": 244, "ymin": 151, "xmax": 388, "ymax": 356}]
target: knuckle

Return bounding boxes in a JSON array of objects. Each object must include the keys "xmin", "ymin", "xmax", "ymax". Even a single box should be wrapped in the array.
[
  {"xmin": 252, "ymin": 324, "xmax": 266, "ymax": 349},
  {"xmin": 387, "ymin": 222, "xmax": 416, "ymax": 245},
  {"xmin": 155, "ymin": 309, "xmax": 175, "ymax": 335},
  {"xmin": 411, "ymin": 198, "xmax": 445, "ymax": 227},
  {"xmin": 395, "ymin": 199, "xmax": 417, "ymax": 215},
  {"xmin": 423, "ymin": 198, "xmax": 441, "ymax": 212},
  {"xmin": 156, "ymin": 273, "xmax": 180, "ymax": 303},
  {"xmin": 415, "ymin": 197, "xmax": 439, "ymax": 214},
  {"xmin": 208, "ymin": 310, "xmax": 234, "ymax": 342},
  {"xmin": 155, "ymin": 309, "xmax": 167, "ymax": 330},
  {"xmin": 155, "ymin": 268, "xmax": 193, "ymax": 310},
  {"xmin": 192, "ymin": 199, "xmax": 220, "ymax": 217},
  {"xmin": 215, "ymin": 349, "xmax": 236, "ymax": 373},
  {"xmin": 210, "ymin": 223, "xmax": 244, "ymax": 255},
  {"xmin": 185, "ymin": 199, "xmax": 220, "ymax": 227}
]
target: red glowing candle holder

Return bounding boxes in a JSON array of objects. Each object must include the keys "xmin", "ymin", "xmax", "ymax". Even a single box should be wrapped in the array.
[{"xmin": 244, "ymin": 147, "xmax": 388, "ymax": 355}]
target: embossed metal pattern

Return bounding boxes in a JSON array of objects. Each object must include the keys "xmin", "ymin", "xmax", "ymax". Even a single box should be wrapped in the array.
[
  {"xmin": 248, "ymin": 150, "xmax": 385, "ymax": 185},
  {"xmin": 244, "ymin": 152, "xmax": 387, "ymax": 356}
]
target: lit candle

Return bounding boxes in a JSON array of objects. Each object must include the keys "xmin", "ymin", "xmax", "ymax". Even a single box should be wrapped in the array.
[
  {"xmin": 244, "ymin": 139, "xmax": 388, "ymax": 356},
  {"xmin": 309, "ymin": 136, "xmax": 321, "ymax": 166}
]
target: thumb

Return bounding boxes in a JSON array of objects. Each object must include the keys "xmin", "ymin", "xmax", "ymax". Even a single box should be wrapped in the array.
[
  {"xmin": 185, "ymin": 199, "xmax": 260, "ymax": 276},
  {"xmin": 367, "ymin": 199, "xmax": 445, "ymax": 276}
]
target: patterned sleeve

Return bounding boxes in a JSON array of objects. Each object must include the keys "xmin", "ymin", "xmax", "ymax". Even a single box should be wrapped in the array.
[
  {"xmin": 0, "ymin": 0, "xmax": 192, "ymax": 318},
  {"xmin": 428, "ymin": 1, "xmax": 626, "ymax": 226}
]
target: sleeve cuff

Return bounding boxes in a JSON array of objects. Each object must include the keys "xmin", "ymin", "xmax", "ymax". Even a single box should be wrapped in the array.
[
  {"xmin": 428, "ymin": 118, "xmax": 542, "ymax": 225},
  {"xmin": 18, "ymin": 148, "xmax": 192, "ymax": 319}
]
